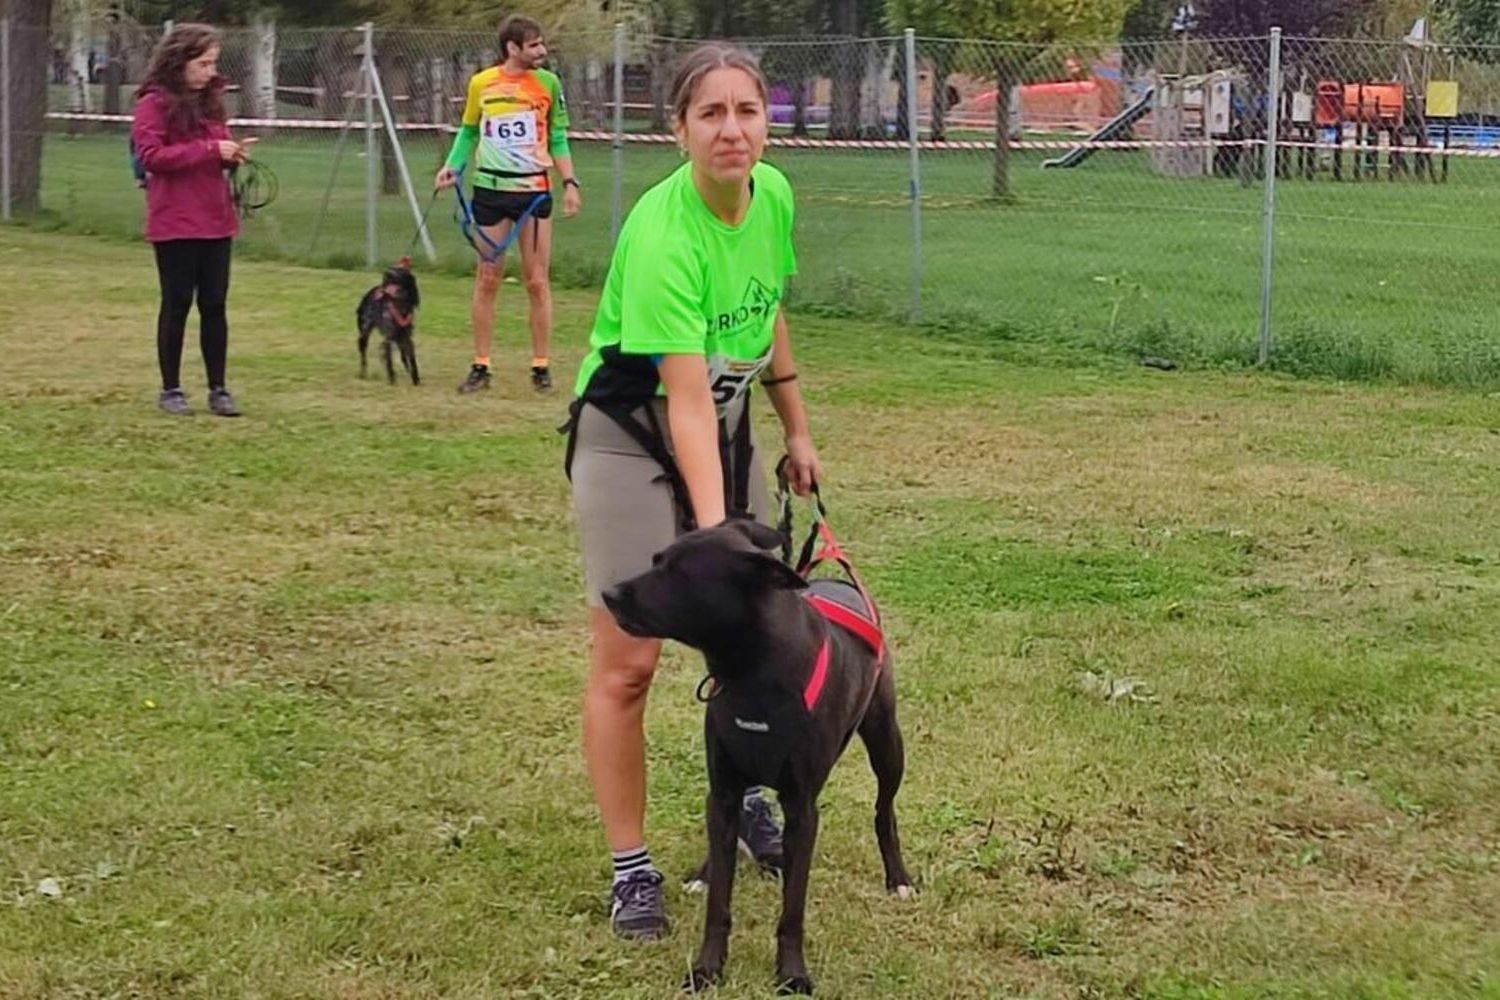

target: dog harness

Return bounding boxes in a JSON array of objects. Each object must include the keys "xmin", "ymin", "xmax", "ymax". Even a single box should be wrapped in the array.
[
  {"xmin": 561, "ymin": 394, "xmax": 758, "ymax": 533},
  {"xmin": 702, "ymin": 477, "xmax": 885, "ymax": 786},
  {"xmin": 371, "ymin": 286, "xmax": 414, "ymax": 330}
]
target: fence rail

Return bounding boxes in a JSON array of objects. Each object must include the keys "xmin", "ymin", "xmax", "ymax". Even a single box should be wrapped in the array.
[{"xmin": 5, "ymin": 16, "xmax": 1500, "ymax": 383}]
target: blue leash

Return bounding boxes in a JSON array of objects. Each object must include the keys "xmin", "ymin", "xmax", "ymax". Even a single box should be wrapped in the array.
[{"xmin": 451, "ymin": 167, "xmax": 551, "ymax": 264}]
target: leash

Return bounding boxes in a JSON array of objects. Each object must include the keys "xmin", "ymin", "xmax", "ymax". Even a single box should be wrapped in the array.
[
  {"xmin": 231, "ymin": 159, "xmax": 278, "ymax": 219},
  {"xmin": 774, "ymin": 456, "xmax": 882, "ymax": 636},
  {"xmin": 450, "ymin": 166, "xmax": 551, "ymax": 264},
  {"xmin": 405, "ymin": 187, "xmax": 442, "ymax": 260}
]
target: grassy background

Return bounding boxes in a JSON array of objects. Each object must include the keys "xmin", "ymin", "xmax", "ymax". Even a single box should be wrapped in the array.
[
  {"xmin": 3, "ymin": 226, "xmax": 1499, "ymax": 997},
  {"xmin": 19, "ymin": 126, "xmax": 1500, "ymax": 386}
]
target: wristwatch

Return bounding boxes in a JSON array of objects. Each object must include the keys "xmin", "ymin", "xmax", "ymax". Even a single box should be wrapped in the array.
[{"xmin": 563, "ymin": 178, "xmax": 581, "ymax": 189}]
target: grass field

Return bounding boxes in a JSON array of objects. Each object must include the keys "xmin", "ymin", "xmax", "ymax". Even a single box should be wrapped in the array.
[
  {"xmin": 21, "ymin": 127, "xmax": 1500, "ymax": 386},
  {"xmin": 3, "ymin": 226, "xmax": 1500, "ymax": 998}
]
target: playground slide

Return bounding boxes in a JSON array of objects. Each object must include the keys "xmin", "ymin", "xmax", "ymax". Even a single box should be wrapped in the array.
[{"xmin": 1042, "ymin": 87, "xmax": 1154, "ymax": 169}]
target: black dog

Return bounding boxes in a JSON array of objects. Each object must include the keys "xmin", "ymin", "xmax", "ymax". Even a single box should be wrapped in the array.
[
  {"xmin": 356, "ymin": 256, "xmax": 420, "ymax": 385},
  {"xmin": 604, "ymin": 519, "xmax": 913, "ymax": 996}
]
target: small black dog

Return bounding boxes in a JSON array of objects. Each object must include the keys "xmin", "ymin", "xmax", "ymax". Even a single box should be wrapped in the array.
[
  {"xmin": 604, "ymin": 519, "xmax": 913, "ymax": 996},
  {"xmin": 356, "ymin": 256, "xmax": 420, "ymax": 385}
]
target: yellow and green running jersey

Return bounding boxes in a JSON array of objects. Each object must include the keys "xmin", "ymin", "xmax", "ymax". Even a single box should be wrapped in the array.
[{"xmin": 445, "ymin": 66, "xmax": 571, "ymax": 193}]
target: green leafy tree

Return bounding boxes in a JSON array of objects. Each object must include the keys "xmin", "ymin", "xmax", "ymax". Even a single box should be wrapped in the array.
[{"xmin": 1443, "ymin": 0, "xmax": 1500, "ymax": 47}]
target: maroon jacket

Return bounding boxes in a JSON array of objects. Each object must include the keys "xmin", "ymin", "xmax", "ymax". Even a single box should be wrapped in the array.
[{"xmin": 130, "ymin": 87, "xmax": 239, "ymax": 243}]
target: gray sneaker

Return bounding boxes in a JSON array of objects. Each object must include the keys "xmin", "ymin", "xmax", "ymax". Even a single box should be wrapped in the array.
[
  {"xmin": 158, "ymin": 388, "xmax": 191, "ymax": 416},
  {"xmin": 207, "ymin": 387, "xmax": 241, "ymax": 417},
  {"xmin": 458, "ymin": 364, "xmax": 492, "ymax": 394},
  {"xmin": 739, "ymin": 794, "xmax": 784, "ymax": 874},
  {"xmin": 610, "ymin": 869, "xmax": 668, "ymax": 941}
]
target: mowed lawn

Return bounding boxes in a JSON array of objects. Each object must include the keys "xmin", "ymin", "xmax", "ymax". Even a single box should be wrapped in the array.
[
  {"xmin": 1, "ymin": 226, "xmax": 1499, "ymax": 998},
  {"xmin": 31, "ymin": 129, "xmax": 1500, "ymax": 386}
]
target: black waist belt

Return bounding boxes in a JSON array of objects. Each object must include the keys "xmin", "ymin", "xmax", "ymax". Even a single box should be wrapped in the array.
[
  {"xmin": 562, "ymin": 397, "xmax": 755, "ymax": 533},
  {"xmin": 479, "ymin": 167, "xmax": 547, "ymax": 179}
]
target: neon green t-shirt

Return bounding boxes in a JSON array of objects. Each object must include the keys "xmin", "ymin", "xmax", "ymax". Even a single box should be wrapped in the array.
[{"xmin": 575, "ymin": 160, "xmax": 797, "ymax": 410}]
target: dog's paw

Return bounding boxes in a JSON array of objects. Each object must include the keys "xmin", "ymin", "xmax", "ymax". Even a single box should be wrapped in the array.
[
  {"xmin": 775, "ymin": 974, "xmax": 814, "ymax": 996},
  {"xmin": 891, "ymin": 883, "xmax": 917, "ymax": 901},
  {"xmin": 683, "ymin": 966, "xmax": 721, "ymax": 992}
]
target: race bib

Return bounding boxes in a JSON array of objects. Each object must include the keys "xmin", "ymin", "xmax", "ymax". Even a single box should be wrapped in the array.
[
  {"xmin": 707, "ymin": 349, "xmax": 773, "ymax": 413},
  {"xmin": 481, "ymin": 110, "xmax": 537, "ymax": 150}
]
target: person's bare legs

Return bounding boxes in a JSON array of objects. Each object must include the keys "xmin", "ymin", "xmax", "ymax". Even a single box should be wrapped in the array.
[
  {"xmin": 584, "ymin": 605, "xmax": 661, "ymax": 850},
  {"xmin": 584, "ymin": 605, "xmax": 670, "ymax": 938},
  {"xmin": 458, "ymin": 219, "xmax": 511, "ymax": 392},
  {"xmin": 517, "ymin": 215, "xmax": 554, "ymax": 390}
]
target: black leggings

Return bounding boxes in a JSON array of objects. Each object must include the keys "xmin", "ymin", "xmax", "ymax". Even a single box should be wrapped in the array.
[{"xmin": 153, "ymin": 238, "xmax": 232, "ymax": 391}]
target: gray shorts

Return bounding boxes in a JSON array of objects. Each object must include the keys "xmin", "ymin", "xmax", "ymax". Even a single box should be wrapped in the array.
[{"xmin": 570, "ymin": 396, "xmax": 772, "ymax": 607}]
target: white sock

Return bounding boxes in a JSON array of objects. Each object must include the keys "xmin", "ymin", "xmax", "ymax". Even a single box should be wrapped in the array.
[{"xmin": 611, "ymin": 845, "xmax": 655, "ymax": 885}]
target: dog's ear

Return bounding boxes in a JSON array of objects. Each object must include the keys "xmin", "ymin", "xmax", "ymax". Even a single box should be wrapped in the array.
[
  {"xmin": 738, "ymin": 550, "xmax": 808, "ymax": 592},
  {"xmin": 727, "ymin": 518, "xmax": 786, "ymax": 553}
]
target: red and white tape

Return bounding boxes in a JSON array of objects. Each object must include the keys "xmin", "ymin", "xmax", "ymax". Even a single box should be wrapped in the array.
[{"xmin": 42, "ymin": 112, "xmax": 1500, "ymax": 159}]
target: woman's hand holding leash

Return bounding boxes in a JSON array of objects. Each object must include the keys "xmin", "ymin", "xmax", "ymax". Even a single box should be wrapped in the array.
[
  {"xmin": 218, "ymin": 137, "xmax": 256, "ymax": 164},
  {"xmin": 783, "ymin": 432, "xmax": 822, "ymax": 498},
  {"xmin": 434, "ymin": 166, "xmax": 458, "ymax": 191}
]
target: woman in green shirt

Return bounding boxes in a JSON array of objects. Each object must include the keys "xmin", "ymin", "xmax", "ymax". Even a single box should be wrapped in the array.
[{"xmin": 567, "ymin": 44, "xmax": 822, "ymax": 940}]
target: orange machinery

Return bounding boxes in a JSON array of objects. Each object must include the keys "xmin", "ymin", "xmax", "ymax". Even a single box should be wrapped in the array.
[{"xmin": 1315, "ymin": 81, "xmax": 1405, "ymax": 127}]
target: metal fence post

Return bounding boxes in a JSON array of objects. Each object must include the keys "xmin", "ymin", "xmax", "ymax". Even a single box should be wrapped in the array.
[
  {"xmin": 367, "ymin": 54, "xmax": 437, "ymax": 262},
  {"xmin": 2, "ymin": 17, "xmax": 12, "ymax": 223},
  {"xmin": 363, "ymin": 22, "xmax": 377, "ymax": 268},
  {"xmin": 611, "ymin": 22, "xmax": 625, "ymax": 244},
  {"xmin": 905, "ymin": 28, "xmax": 922, "ymax": 323},
  {"xmin": 1258, "ymin": 27, "xmax": 1282, "ymax": 366}
]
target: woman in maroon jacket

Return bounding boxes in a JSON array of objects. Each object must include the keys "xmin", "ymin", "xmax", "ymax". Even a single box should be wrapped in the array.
[{"xmin": 131, "ymin": 24, "xmax": 253, "ymax": 417}]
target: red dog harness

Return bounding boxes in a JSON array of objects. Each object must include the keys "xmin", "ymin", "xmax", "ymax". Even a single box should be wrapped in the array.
[
  {"xmin": 789, "ymin": 475, "xmax": 884, "ymax": 713},
  {"xmin": 373, "ymin": 286, "xmax": 414, "ymax": 329},
  {"xmin": 696, "ymin": 470, "xmax": 885, "ymax": 787}
]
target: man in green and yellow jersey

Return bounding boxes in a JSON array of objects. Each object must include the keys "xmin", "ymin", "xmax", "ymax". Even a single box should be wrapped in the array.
[{"xmin": 436, "ymin": 14, "xmax": 581, "ymax": 394}]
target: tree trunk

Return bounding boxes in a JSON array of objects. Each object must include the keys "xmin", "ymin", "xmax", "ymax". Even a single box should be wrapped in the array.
[
  {"xmin": 249, "ymin": 15, "xmax": 276, "ymax": 132},
  {"xmin": 66, "ymin": 6, "xmax": 90, "ymax": 135},
  {"xmin": 829, "ymin": 0, "xmax": 861, "ymax": 139},
  {"xmin": 648, "ymin": 42, "xmax": 667, "ymax": 132},
  {"xmin": 8, "ymin": 0, "xmax": 55, "ymax": 213},
  {"xmin": 792, "ymin": 74, "xmax": 808, "ymax": 137},
  {"xmin": 379, "ymin": 57, "xmax": 403, "ymax": 196},
  {"xmin": 102, "ymin": 7, "xmax": 123, "ymax": 116},
  {"xmin": 992, "ymin": 58, "xmax": 1011, "ymax": 200},
  {"xmin": 894, "ymin": 40, "xmax": 910, "ymax": 141},
  {"xmin": 830, "ymin": 39, "xmax": 860, "ymax": 139},
  {"xmin": 930, "ymin": 44, "xmax": 951, "ymax": 142}
]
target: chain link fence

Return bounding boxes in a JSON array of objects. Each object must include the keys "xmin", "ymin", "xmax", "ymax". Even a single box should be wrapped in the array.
[{"xmin": 4, "ymin": 17, "xmax": 1500, "ymax": 384}]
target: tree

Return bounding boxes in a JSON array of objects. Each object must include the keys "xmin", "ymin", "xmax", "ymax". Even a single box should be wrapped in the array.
[
  {"xmin": 1444, "ymin": 0, "xmax": 1500, "ymax": 47},
  {"xmin": 3, "ymin": 0, "xmax": 53, "ymax": 214},
  {"xmin": 1189, "ymin": 0, "xmax": 1381, "ymax": 36},
  {"xmin": 884, "ymin": 0, "xmax": 1132, "ymax": 195}
]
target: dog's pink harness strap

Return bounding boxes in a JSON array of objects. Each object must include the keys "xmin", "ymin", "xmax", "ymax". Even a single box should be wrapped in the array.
[
  {"xmin": 805, "ymin": 594, "xmax": 884, "ymax": 661},
  {"xmin": 374, "ymin": 287, "xmax": 414, "ymax": 329},
  {"xmin": 802, "ymin": 638, "xmax": 830, "ymax": 712}
]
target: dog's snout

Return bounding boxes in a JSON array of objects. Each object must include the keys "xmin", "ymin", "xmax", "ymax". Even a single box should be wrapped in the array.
[{"xmin": 601, "ymin": 583, "xmax": 632, "ymax": 614}]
